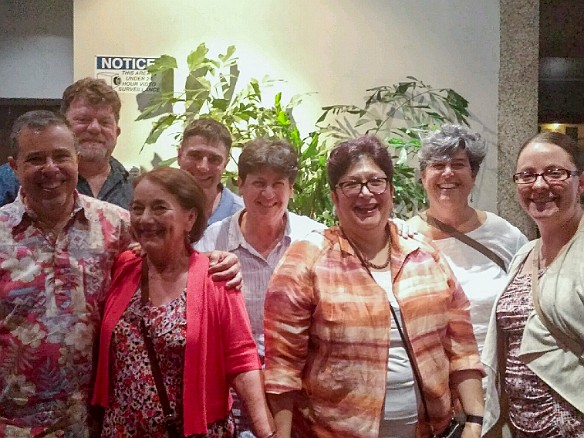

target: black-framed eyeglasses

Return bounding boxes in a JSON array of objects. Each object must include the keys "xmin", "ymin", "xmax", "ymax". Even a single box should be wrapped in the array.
[
  {"xmin": 512, "ymin": 168, "xmax": 582, "ymax": 184},
  {"xmin": 336, "ymin": 177, "xmax": 389, "ymax": 197}
]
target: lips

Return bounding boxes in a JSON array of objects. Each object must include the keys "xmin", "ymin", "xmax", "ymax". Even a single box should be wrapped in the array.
[
  {"xmin": 438, "ymin": 183, "xmax": 458, "ymax": 189},
  {"xmin": 38, "ymin": 176, "xmax": 66, "ymax": 192},
  {"xmin": 354, "ymin": 204, "xmax": 379, "ymax": 216},
  {"xmin": 136, "ymin": 228, "xmax": 164, "ymax": 239},
  {"xmin": 41, "ymin": 182, "xmax": 62, "ymax": 191},
  {"xmin": 79, "ymin": 136, "xmax": 104, "ymax": 145},
  {"xmin": 258, "ymin": 200, "xmax": 278, "ymax": 208},
  {"xmin": 530, "ymin": 194, "xmax": 558, "ymax": 206}
]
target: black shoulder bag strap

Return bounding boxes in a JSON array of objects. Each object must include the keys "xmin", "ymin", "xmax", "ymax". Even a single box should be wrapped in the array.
[
  {"xmin": 343, "ymin": 233, "xmax": 460, "ymax": 437},
  {"xmin": 139, "ymin": 261, "xmax": 182, "ymax": 438},
  {"xmin": 423, "ymin": 213, "xmax": 507, "ymax": 273}
]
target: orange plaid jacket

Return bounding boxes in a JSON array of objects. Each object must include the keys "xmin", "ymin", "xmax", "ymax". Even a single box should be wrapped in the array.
[{"xmin": 264, "ymin": 223, "xmax": 484, "ymax": 438}]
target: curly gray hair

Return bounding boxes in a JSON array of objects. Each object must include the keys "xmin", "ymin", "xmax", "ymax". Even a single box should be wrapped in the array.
[{"xmin": 419, "ymin": 124, "xmax": 486, "ymax": 177}]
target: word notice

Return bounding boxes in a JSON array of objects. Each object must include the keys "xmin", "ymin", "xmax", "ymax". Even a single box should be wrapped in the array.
[{"xmin": 95, "ymin": 56, "xmax": 160, "ymax": 94}]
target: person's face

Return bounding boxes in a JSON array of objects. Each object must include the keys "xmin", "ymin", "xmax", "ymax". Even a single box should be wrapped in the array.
[
  {"xmin": 130, "ymin": 179, "xmax": 197, "ymax": 255},
  {"xmin": 9, "ymin": 125, "xmax": 78, "ymax": 214},
  {"xmin": 331, "ymin": 156, "xmax": 393, "ymax": 235},
  {"xmin": 238, "ymin": 168, "xmax": 293, "ymax": 223},
  {"xmin": 65, "ymin": 96, "xmax": 120, "ymax": 164},
  {"xmin": 515, "ymin": 141, "xmax": 584, "ymax": 225},
  {"xmin": 420, "ymin": 148, "xmax": 475, "ymax": 209},
  {"xmin": 178, "ymin": 135, "xmax": 228, "ymax": 191}
]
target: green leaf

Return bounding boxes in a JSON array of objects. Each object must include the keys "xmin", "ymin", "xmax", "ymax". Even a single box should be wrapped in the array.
[
  {"xmin": 142, "ymin": 114, "xmax": 178, "ymax": 149},
  {"xmin": 219, "ymin": 45, "xmax": 237, "ymax": 62},
  {"xmin": 147, "ymin": 55, "xmax": 178, "ymax": 74},
  {"xmin": 187, "ymin": 44, "xmax": 209, "ymax": 72}
]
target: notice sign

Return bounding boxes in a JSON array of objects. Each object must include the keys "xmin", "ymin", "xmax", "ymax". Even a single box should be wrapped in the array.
[{"xmin": 95, "ymin": 56, "xmax": 160, "ymax": 93}]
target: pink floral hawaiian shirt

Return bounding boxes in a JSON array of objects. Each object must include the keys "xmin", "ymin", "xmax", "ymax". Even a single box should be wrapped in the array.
[{"xmin": 0, "ymin": 193, "xmax": 131, "ymax": 437}]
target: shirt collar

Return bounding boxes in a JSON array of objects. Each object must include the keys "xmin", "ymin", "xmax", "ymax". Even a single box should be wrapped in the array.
[
  {"xmin": 334, "ymin": 220, "xmax": 423, "ymax": 281},
  {"xmin": 225, "ymin": 209, "xmax": 292, "ymax": 252},
  {"xmin": 9, "ymin": 190, "xmax": 89, "ymax": 233}
]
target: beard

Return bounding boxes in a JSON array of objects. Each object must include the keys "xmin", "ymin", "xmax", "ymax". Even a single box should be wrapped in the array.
[{"xmin": 78, "ymin": 142, "xmax": 111, "ymax": 163}]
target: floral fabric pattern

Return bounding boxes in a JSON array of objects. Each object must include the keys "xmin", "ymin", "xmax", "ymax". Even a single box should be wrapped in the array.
[
  {"xmin": 496, "ymin": 271, "xmax": 584, "ymax": 437},
  {"xmin": 0, "ymin": 194, "xmax": 131, "ymax": 437},
  {"xmin": 101, "ymin": 288, "xmax": 235, "ymax": 438}
]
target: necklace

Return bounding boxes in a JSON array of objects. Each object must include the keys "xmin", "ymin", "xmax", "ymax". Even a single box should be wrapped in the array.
[
  {"xmin": 342, "ymin": 226, "xmax": 391, "ymax": 270},
  {"xmin": 364, "ymin": 238, "xmax": 391, "ymax": 269}
]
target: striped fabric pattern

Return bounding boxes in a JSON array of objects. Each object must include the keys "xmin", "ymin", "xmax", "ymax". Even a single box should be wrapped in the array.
[{"xmin": 264, "ymin": 223, "xmax": 483, "ymax": 438}]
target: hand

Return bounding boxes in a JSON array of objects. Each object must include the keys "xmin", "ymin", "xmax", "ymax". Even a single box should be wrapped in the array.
[
  {"xmin": 127, "ymin": 242, "xmax": 142, "ymax": 256},
  {"xmin": 392, "ymin": 218, "xmax": 418, "ymax": 239},
  {"xmin": 461, "ymin": 421, "xmax": 482, "ymax": 438},
  {"xmin": 207, "ymin": 250, "xmax": 242, "ymax": 290}
]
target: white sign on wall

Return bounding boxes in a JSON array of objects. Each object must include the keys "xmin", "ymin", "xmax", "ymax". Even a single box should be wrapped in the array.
[{"xmin": 95, "ymin": 56, "xmax": 160, "ymax": 93}]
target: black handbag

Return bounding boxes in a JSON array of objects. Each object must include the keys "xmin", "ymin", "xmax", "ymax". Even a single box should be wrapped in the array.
[{"xmin": 438, "ymin": 418, "xmax": 463, "ymax": 438}]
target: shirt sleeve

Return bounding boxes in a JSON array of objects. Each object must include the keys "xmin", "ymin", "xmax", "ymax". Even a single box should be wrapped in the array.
[{"xmin": 263, "ymin": 239, "xmax": 319, "ymax": 394}]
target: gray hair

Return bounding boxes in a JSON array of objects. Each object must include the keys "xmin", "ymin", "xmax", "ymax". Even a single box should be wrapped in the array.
[
  {"xmin": 419, "ymin": 124, "xmax": 486, "ymax": 177},
  {"xmin": 10, "ymin": 110, "xmax": 75, "ymax": 158}
]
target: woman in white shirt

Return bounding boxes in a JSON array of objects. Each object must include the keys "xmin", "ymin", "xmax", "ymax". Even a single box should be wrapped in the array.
[{"xmin": 407, "ymin": 124, "xmax": 528, "ymax": 354}]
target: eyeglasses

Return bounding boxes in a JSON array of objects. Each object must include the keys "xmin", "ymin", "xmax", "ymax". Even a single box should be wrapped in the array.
[
  {"xmin": 336, "ymin": 177, "xmax": 389, "ymax": 197},
  {"xmin": 512, "ymin": 168, "xmax": 582, "ymax": 185}
]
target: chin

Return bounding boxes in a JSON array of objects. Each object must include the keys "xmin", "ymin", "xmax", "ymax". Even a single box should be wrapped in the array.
[
  {"xmin": 79, "ymin": 152, "xmax": 108, "ymax": 163},
  {"xmin": 526, "ymin": 206, "xmax": 559, "ymax": 221}
]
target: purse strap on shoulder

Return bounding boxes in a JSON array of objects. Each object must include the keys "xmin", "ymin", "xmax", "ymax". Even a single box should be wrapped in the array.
[
  {"xmin": 423, "ymin": 213, "xmax": 507, "ymax": 273},
  {"xmin": 139, "ymin": 261, "xmax": 179, "ymax": 432}
]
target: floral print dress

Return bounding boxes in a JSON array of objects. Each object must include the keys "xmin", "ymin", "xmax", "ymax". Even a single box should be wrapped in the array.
[{"xmin": 101, "ymin": 288, "xmax": 235, "ymax": 438}]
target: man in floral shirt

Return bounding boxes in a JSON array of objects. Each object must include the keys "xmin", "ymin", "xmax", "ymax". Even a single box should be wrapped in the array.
[
  {"xmin": 0, "ymin": 109, "xmax": 242, "ymax": 437},
  {"xmin": 0, "ymin": 110, "xmax": 132, "ymax": 437}
]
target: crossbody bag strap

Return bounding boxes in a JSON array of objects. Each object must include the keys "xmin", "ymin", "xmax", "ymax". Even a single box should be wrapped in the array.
[
  {"xmin": 341, "ymin": 230, "xmax": 437, "ymax": 434},
  {"xmin": 139, "ymin": 261, "xmax": 181, "ymax": 435},
  {"xmin": 423, "ymin": 214, "xmax": 507, "ymax": 273},
  {"xmin": 530, "ymin": 242, "xmax": 584, "ymax": 357}
]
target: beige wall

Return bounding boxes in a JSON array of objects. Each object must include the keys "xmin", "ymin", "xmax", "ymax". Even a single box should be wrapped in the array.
[{"xmin": 74, "ymin": 0, "xmax": 500, "ymax": 212}]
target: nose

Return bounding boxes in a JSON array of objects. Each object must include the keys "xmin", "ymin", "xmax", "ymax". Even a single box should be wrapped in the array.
[
  {"xmin": 41, "ymin": 157, "xmax": 59, "ymax": 172},
  {"xmin": 139, "ymin": 207, "xmax": 155, "ymax": 222},
  {"xmin": 196, "ymin": 157, "xmax": 209, "ymax": 171},
  {"xmin": 532, "ymin": 174, "xmax": 550, "ymax": 189},
  {"xmin": 358, "ymin": 184, "xmax": 373, "ymax": 197},
  {"xmin": 86, "ymin": 118, "xmax": 101, "ymax": 132},
  {"xmin": 263, "ymin": 185, "xmax": 276, "ymax": 198},
  {"xmin": 442, "ymin": 164, "xmax": 454, "ymax": 176}
]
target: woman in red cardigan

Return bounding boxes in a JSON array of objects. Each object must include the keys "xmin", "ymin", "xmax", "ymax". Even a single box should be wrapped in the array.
[{"xmin": 92, "ymin": 167, "xmax": 276, "ymax": 438}]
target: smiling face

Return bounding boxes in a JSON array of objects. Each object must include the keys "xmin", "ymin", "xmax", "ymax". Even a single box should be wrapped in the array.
[
  {"xmin": 65, "ymin": 96, "xmax": 120, "ymax": 164},
  {"xmin": 331, "ymin": 156, "xmax": 393, "ymax": 237},
  {"xmin": 178, "ymin": 135, "xmax": 228, "ymax": 191},
  {"xmin": 10, "ymin": 125, "xmax": 78, "ymax": 217},
  {"xmin": 130, "ymin": 178, "xmax": 197, "ymax": 256},
  {"xmin": 515, "ymin": 141, "xmax": 584, "ymax": 226},
  {"xmin": 421, "ymin": 147, "xmax": 475, "ymax": 209},
  {"xmin": 238, "ymin": 168, "xmax": 293, "ymax": 223}
]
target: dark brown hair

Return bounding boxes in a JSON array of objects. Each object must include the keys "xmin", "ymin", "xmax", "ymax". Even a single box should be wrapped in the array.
[
  {"xmin": 327, "ymin": 135, "xmax": 394, "ymax": 189},
  {"xmin": 181, "ymin": 118, "xmax": 232, "ymax": 153},
  {"xmin": 519, "ymin": 132, "xmax": 584, "ymax": 171},
  {"xmin": 238, "ymin": 138, "xmax": 298, "ymax": 183},
  {"xmin": 10, "ymin": 110, "xmax": 74, "ymax": 158}
]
